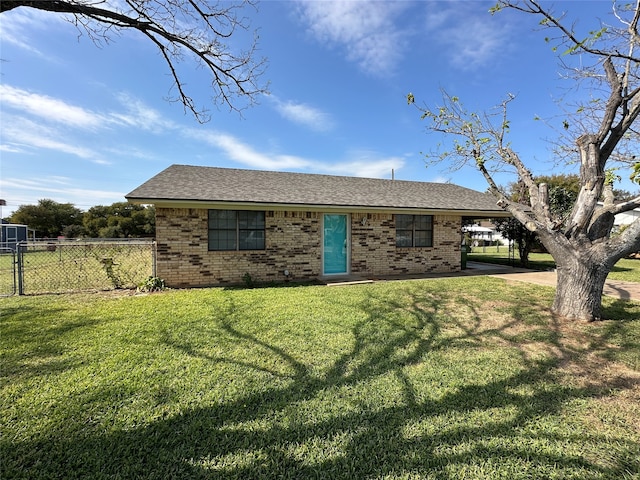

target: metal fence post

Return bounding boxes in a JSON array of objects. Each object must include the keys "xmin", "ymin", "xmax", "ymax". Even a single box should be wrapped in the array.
[
  {"xmin": 17, "ymin": 241, "xmax": 24, "ymax": 295},
  {"xmin": 152, "ymin": 241, "xmax": 157, "ymax": 278}
]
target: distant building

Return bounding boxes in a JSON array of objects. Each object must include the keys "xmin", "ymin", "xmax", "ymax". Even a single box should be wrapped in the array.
[
  {"xmin": 595, "ymin": 202, "xmax": 640, "ymax": 232},
  {"xmin": 613, "ymin": 207, "xmax": 640, "ymax": 229},
  {"xmin": 463, "ymin": 222, "xmax": 508, "ymax": 248},
  {"xmin": 0, "ymin": 220, "xmax": 35, "ymax": 251}
]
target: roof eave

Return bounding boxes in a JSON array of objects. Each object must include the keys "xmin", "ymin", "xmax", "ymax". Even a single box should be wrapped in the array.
[{"xmin": 126, "ymin": 198, "xmax": 511, "ymax": 217}]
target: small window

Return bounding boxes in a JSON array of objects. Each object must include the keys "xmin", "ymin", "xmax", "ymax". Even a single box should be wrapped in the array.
[
  {"xmin": 395, "ymin": 214, "xmax": 433, "ymax": 247},
  {"xmin": 209, "ymin": 210, "xmax": 265, "ymax": 251}
]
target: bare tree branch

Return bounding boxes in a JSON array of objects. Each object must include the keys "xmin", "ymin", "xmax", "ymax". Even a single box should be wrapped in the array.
[
  {"xmin": 495, "ymin": 0, "xmax": 640, "ymax": 63},
  {"xmin": 1, "ymin": 0, "xmax": 268, "ymax": 122}
]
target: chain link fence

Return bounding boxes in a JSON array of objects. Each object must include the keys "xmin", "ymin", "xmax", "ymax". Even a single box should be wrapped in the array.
[
  {"xmin": 8, "ymin": 239, "xmax": 155, "ymax": 295},
  {"xmin": 0, "ymin": 248, "xmax": 17, "ymax": 297}
]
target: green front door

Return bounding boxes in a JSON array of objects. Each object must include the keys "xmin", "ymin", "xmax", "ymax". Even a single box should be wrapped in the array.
[{"xmin": 323, "ymin": 214, "xmax": 348, "ymax": 275}]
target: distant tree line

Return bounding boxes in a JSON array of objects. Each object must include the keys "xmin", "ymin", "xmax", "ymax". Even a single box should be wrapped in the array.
[{"xmin": 6, "ymin": 199, "xmax": 155, "ymax": 239}]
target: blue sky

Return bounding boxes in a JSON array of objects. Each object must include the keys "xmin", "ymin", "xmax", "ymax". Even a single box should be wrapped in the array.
[{"xmin": 1, "ymin": 0, "xmax": 634, "ymax": 217}]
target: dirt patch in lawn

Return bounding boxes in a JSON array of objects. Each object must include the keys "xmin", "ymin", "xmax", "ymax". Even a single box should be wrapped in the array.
[
  {"xmin": 453, "ymin": 296, "xmax": 640, "ymax": 404},
  {"xmin": 509, "ymin": 316, "xmax": 640, "ymax": 434}
]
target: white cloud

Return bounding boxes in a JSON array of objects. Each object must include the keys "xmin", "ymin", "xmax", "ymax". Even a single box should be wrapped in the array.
[
  {"xmin": 446, "ymin": 20, "xmax": 508, "ymax": 70},
  {"xmin": 429, "ymin": 175, "xmax": 451, "ymax": 184},
  {"xmin": 323, "ymin": 151, "xmax": 404, "ymax": 178},
  {"xmin": 293, "ymin": 1, "xmax": 506, "ymax": 75},
  {"xmin": 424, "ymin": 7, "xmax": 452, "ymax": 30},
  {"xmin": 1, "ymin": 116, "xmax": 108, "ymax": 164},
  {"xmin": 294, "ymin": 0, "xmax": 411, "ymax": 75},
  {"xmin": 271, "ymin": 97, "xmax": 334, "ymax": 132},
  {"xmin": 190, "ymin": 130, "xmax": 312, "ymax": 170},
  {"xmin": 0, "ymin": 86, "xmax": 176, "ymax": 165},
  {"xmin": 0, "ymin": 85, "xmax": 174, "ymax": 133},
  {"xmin": 0, "ymin": 7, "xmax": 55, "ymax": 57},
  {"xmin": 0, "ymin": 85, "xmax": 108, "ymax": 130},
  {"xmin": 424, "ymin": 3, "xmax": 510, "ymax": 70},
  {"xmin": 0, "ymin": 176, "xmax": 125, "ymax": 212},
  {"xmin": 5, "ymin": 177, "xmax": 121, "ymax": 199},
  {"xmin": 0, "ymin": 144, "xmax": 25, "ymax": 154},
  {"xmin": 184, "ymin": 129, "xmax": 404, "ymax": 178},
  {"xmin": 111, "ymin": 93, "xmax": 177, "ymax": 133}
]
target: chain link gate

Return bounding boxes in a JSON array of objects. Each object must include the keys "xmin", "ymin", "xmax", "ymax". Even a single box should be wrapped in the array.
[
  {"xmin": 11, "ymin": 239, "xmax": 155, "ymax": 295},
  {"xmin": 0, "ymin": 248, "xmax": 17, "ymax": 296}
]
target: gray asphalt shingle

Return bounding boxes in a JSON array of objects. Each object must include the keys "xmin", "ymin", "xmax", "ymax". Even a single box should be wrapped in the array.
[{"xmin": 126, "ymin": 164, "xmax": 506, "ymax": 213}]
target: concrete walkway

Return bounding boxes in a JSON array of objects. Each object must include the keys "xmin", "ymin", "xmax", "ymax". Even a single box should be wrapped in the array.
[{"xmin": 466, "ymin": 261, "xmax": 640, "ymax": 302}]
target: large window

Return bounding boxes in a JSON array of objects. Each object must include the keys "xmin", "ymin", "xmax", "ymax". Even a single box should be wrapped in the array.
[
  {"xmin": 395, "ymin": 214, "xmax": 433, "ymax": 247},
  {"xmin": 208, "ymin": 210, "xmax": 265, "ymax": 251}
]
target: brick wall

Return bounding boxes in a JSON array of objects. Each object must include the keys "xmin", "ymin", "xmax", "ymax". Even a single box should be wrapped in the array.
[
  {"xmin": 155, "ymin": 208, "xmax": 462, "ymax": 287},
  {"xmin": 350, "ymin": 212, "xmax": 461, "ymax": 276}
]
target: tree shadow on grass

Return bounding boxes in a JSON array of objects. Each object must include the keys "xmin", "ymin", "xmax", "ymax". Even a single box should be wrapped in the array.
[
  {"xmin": 0, "ymin": 304, "xmax": 97, "ymax": 383},
  {"xmin": 3, "ymin": 284, "xmax": 639, "ymax": 479},
  {"xmin": 601, "ymin": 297, "xmax": 640, "ymax": 320},
  {"xmin": 610, "ymin": 264, "xmax": 633, "ymax": 273}
]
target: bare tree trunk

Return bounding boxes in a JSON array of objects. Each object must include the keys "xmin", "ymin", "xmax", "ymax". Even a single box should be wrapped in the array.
[
  {"xmin": 551, "ymin": 251, "xmax": 611, "ymax": 321},
  {"xmin": 517, "ymin": 241, "xmax": 530, "ymax": 268}
]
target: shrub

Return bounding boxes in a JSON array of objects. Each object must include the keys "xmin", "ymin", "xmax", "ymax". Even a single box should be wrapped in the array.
[{"xmin": 137, "ymin": 276, "xmax": 166, "ymax": 292}]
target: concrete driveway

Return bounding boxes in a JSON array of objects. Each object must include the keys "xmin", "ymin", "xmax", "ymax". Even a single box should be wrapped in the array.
[
  {"xmin": 323, "ymin": 261, "xmax": 640, "ymax": 303},
  {"xmin": 466, "ymin": 262, "xmax": 640, "ymax": 302}
]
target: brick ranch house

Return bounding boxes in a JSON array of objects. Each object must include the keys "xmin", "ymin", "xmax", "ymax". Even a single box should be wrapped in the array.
[{"xmin": 126, "ymin": 164, "xmax": 509, "ymax": 287}]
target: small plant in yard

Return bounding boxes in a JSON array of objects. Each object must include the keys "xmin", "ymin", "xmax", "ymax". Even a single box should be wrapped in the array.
[
  {"xmin": 137, "ymin": 276, "xmax": 166, "ymax": 292},
  {"xmin": 242, "ymin": 272, "xmax": 256, "ymax": 288},
  {"xmin": 100, "ymin": 256, "xmax": 122, "ymax": 288}
]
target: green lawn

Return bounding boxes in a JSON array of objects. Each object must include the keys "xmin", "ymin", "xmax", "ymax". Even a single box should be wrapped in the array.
[
  {"xmin": 469, "ymin": 246, "xmax": 640, "ymax": 283},
  {"xmin": 2, "ymin": 278, "xmax": 639, "ymax": 479}
]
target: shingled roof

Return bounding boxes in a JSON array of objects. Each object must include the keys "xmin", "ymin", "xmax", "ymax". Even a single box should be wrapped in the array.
[{"xmin": 126, "ymin": 164, "xmax": 508, "ymax": 216}]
